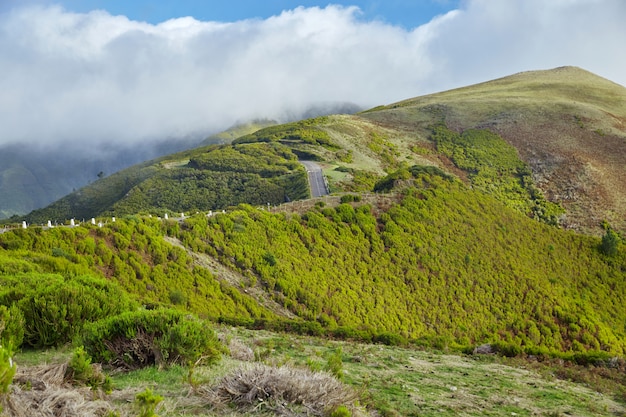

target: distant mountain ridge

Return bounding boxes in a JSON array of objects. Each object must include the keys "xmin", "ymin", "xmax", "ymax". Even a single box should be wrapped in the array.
[{"xmin": 0, "ymin": 103, "xmax": 361, "ymax": 220}]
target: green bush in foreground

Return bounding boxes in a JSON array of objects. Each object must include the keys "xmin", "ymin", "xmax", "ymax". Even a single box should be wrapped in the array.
[
  {"xmin": 135, "ymin": 388, "xmax": 163, "ymax": 417},
  {"xmin": 0, "ymin": 344, "xmax": 15, "ymax": 395},
  {"xmin": 0, "ymin": 274, "xmax": 138, "ymax": 348},
  {"xmin": 66, "ymin": 346, "xmax": 114, "ymax": 393},
  {"xmin": 79, "ymin": 309, "xmax": 224, "ymax": 370}
]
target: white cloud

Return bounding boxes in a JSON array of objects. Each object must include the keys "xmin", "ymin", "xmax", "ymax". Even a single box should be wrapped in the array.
[{"xmin": 0, "ymin": 0, "xmax": 624, "ymax": 150}]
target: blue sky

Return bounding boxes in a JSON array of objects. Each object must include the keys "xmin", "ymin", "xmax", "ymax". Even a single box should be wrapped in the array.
[
  {"xmin": 15, "ymin": 0, "xmax": 461, "ymax": 28},
  {"xmin": 0, "ymin": 0, "xmax": 625, "ymax": 148}
]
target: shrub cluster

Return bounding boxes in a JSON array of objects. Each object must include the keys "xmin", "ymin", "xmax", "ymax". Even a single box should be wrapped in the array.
[
  {"xmin": 0, "ymin": 274, "xmax": 137, "ymax": 348},
  {"xmin": 79, "ymin": 309, "xmax": 224, "ymax": 370}
]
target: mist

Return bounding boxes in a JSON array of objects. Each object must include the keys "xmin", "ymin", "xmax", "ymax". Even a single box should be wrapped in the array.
[{"xmin": 1, "ymin": 0, "xmax": 624, "ymax": 152}]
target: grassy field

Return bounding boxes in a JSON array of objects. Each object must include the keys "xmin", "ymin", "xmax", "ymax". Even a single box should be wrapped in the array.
[{"xmin": 12, "ymin": 327, "xmax": 626, "ymax": 417}]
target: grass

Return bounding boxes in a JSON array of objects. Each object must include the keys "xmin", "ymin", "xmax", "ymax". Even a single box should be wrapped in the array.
[{"xmin": 10, "ymin": 326, "xmax": 626, "ymax": 416}]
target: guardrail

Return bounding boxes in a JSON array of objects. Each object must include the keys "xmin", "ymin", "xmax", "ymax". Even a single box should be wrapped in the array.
[{"xmin": 0, "ymin": 192, "xmax": 399, "ymax": 233}]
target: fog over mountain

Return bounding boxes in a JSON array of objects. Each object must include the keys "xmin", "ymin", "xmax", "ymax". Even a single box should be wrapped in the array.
[
  {"xmin": 1, "ymin": 0, "xmax": 625, "ymax": 150},
  {"xmin": 1, "ymin": 0, "xmax": 625, "ymax": 217}
]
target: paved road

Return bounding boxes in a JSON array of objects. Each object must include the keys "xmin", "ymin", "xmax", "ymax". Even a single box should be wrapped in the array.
[{"xmin": 300, "ymin": 160, "xmax": 329, "ymax": 197}]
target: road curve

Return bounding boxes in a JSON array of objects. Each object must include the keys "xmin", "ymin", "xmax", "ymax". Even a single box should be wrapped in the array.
[{"xmin": 300, "ymin": 160, "xmax": 329, "ymax": 198}]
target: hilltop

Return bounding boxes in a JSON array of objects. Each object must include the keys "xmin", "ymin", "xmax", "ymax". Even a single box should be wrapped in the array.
[{"xmin": 363, "ymin": 66, "xmax": 626, "ymax": 234}]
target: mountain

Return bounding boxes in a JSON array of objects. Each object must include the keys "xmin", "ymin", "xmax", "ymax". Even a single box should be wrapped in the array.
[
  {"xmin": 0, "ymin": 136, "xmax": 204, "ymax": 220},
  {"xmin": 0, "ymin": 102, "xmax": 363, "ymax": 221},
  {"xmin": 1, "ymin": 67, "xmax": 626, "ymax": 415},
  {"xmin": 362, "ymin": 66, "xmax": 626, "ymax": 234},
  {"xmin": 2, "ymin": 147, "xmax": 625, "ymax": 356},
  {"xmin": 21, "ymin": 66, "xmax": 626, "ymax": 236}
]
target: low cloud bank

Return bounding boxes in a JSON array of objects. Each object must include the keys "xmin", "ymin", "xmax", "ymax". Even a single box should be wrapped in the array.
[{"xmin": 0, "ymin": 0, "xmax": 624, "ymax": 151}]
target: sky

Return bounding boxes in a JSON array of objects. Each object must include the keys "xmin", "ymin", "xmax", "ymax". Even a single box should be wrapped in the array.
[{"xmin": 1, "ymin": 0, "xmax": 625, "ymax": 151}]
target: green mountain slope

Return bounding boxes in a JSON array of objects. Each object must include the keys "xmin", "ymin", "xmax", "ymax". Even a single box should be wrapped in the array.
[
  {"xmin": 22, "ymin": 142, "xmax": 309, "ymax": 224},
  {"xmin": 21, "ymin": 67, "xmax": 626, "ymax": 236},
  {"xmin": 1, "ymin": 66, "xmax": 625, "ymax": 416},
  {"xmin": 361, "ymin": 66, "xmax": 626, "ymax": 234},
  {"xmin": 1, "ymin": 172, "xmax": 625, "ymax": 355}
]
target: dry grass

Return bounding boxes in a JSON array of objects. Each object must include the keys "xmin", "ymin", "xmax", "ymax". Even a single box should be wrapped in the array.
[
  {"xmin": 3, "ymin": 363, "xmax": 114, "ymax": 417},
  {"xmin": 202, "ymin": 363, "xmax": 367, "ymax": 416},
  {"xmin": 225, "ymin": 338, "xmax": 255, "ymax": 362}
]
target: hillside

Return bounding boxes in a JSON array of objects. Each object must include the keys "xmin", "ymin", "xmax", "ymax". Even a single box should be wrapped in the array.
[
  {"xmin": 19, "ymin": 66, "xmax": 626, "ymax": 236},
  {"xmin": 2, "ymin": 173, "xmax": 625, "ymax": 354},
  {"xmin": 0, "ymin": 137, "xmax": 204, "ymax": 220},
  {"xmin": 362, "ymin": 66, "xmax": 626, "ymax": 234},
  {"xmin": 21, "ymin": 142, "xmax": 310, "ymax": 224},
  {"xmin": 1, "ymin": 67, "xmax": 626, "ymax": 414}
]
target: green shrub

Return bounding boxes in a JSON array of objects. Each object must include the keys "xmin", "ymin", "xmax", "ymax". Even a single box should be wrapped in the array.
[
  {"xmin": 79, "ymin": 309, "xmax": 224, "ymax": 370},
  {"xmin": 330, "ymin": 405, "xmax": 352, "ymax": 417},
  {"xmin": 0, "ymin": 274, "xmax": 138, "ymax": 348},
  {"xmin": 325, "ymin": 347, "xmax": 344, "ymax": 380},
  {"xmin": 0, "ymin": 345, "xmax": 15, "ymax": 416},
  {"xmin": 168, "ymin": 290, "xmax": 187, "ymax": 306},
  {"xmin": 135, "ymin": 388, "xmax": 163, "ymax": 417},
  {"xmin": 373, "ymin": 332, "xmax": 408, "ymax": 347},
  {"xmin": 492, "ymin": 341, "xmax": 523, "ymax": 358},
  {"xmin": 340, "ymin": 194, "xmax": 361, "ymax": 203},
  {"xmin": 0, "ymin": 344, "xmax": 16, "ymax": 395},
  {"xmin": 571, "ymin": 350, "xmax": 613, "ymax": 366},
  {"xmin": 0, "ymin": 305, "xmax": 24, "ymax": 349},
  {"xmin": 600, "ymin": 227, "xmax": 621, "ymax": 257},
  {"xmin": 67, "ymin": 346, "xmax": 113, "ymax": 392}
]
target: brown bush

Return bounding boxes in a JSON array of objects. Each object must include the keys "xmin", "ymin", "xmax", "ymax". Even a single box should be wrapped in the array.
[
  {"xmin": 3, "ymin": 363, "xmax": 114, "ymax": 417},
  {"xmin": 204, "ymin": 363, "xmax": 368, "ymax": 416}
]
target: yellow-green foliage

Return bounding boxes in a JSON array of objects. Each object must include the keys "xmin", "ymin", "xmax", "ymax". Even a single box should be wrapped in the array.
[
  {"xmin": 0, "ymin": 344, "xmax": 16, "ymax": 395},
  {"xmin": 0, "ymin": 217, "xmax": 275, "ymax": 323},
  {"xmin": 0, "ymin": 273, "xmax": 137, "ymax": 348},
  {"xmin": 22, "ymin": 142, "xmax": 309, "ymax": 222},
  {"xmin": 234, "ymin": 117, "xmax": 337, "ymax": 148},
  {"xmin": 107, "ymin": 143, "xmax": 308, "ymax": 216},
  {"xmin": 134, "ymin": 388, "xmax": 163, "ymax": 417},
  {"xmin": 431, "ymin": 124, "xmax": 565, "ymax": 225},
  {"xmin": 79, "ymin": 309, "xmax": 224, "ymax": 370},
  {"xmin": 0, "ymin": 305, "xmax": 24, "ymax": 349},
  {"xmin": 2, "ymin": 175, "xmax": 625, "ymax": 356},
  {"xmin": 178, "ymin": 176, "xmax": 626, "ymax": 354}
]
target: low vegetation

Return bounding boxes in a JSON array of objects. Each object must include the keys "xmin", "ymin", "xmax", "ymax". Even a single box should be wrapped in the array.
[
  {"xmin": 430, "ymin": 124, "xmax": 565, "ymax": 224},
  {"xmin": 233, "ymin": 116, "xmax": 338, "ymax": 149},
  {"xmin": 2, "ymin": 172, "xmax": 624, "ymax": 359}
]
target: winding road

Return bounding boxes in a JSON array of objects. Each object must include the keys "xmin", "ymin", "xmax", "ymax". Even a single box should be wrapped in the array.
[{"xmin": 300, "ymin": 160, "xmax": 329, "ymax": 197}]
